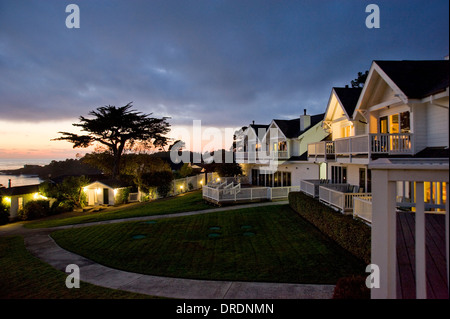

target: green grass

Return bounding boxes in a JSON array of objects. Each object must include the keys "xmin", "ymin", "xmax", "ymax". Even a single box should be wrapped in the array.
[
  {"xmin": 51, "ymin": 205, "xmax": 366, "ymax": 284},
  {"xmin": 25, "ymin": 190, "xmax": 211, "ymax": 229},
  {"xmin": 0, "ymin": 236, "xmax": 156, "ymax": 299}
]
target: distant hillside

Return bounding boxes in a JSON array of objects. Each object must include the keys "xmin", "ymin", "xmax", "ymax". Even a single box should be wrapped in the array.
[{"xmin": 0, "ymin": 158, "xmax": 102, "ymax": 179}]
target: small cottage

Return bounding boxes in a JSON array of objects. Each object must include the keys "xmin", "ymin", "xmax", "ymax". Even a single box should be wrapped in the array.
[{"xmin": 83, "ymin": 179, "xmax": 131, "ymax": 206}]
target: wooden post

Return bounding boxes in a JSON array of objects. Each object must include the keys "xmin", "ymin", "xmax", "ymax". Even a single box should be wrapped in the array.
[
  {"xmin": 446, "ymin": 183, "xmax": 449, "ymax": 289},
  {"xmin": 415, "ymin": 182, "xmax": 426, "ymax": 299},
  {"xmin": 371, "ymin": 170, "xmax": 397, "ymax": 299}
]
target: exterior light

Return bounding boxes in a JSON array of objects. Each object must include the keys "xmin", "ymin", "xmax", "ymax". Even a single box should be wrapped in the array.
[
  {"xmin": 113, "ymin": 189, "xmax": 118, "ymax": 196},
  {"xmin": 3, "ymin": 197, "xmax": 11, "ymax": 205},
  {"xmin": 83, "ymin": 187, "xmax": 88, "ymax": 192},
  {"xmin": 180, "ymin": 185, "xmax": 184, "ymax": 190},
  {"xmin": 200, "ymin": 180, "xmax": 203, "ymax": 184},
  {"xmin": 96, "ymin": 188, "xmax": 101, "ymax": 195},
  {"xmin": 33, "ymin": 193, "xmax": 48, "ymax": 200},
  {"xmin": 217, "ymin": 178, "xmax": 221, "ymax": 182}
]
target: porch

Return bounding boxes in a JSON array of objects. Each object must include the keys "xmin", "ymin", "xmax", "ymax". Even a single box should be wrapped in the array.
[
  {"xmin": 299, "ymin": 179, "xmax": 370, "ymax": 213},
  {"xmin": 308, "ymin": 133, "xmax": 414, "ymax": 162}
]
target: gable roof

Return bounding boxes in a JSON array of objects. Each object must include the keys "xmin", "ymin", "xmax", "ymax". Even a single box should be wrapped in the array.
[
  {"xmin": 374, "ymin": 60, "xmax": 449, "ymax": 99},
  {"xmin": 333, "ymin": 87, "xmax": 363, "ymax": 118},
  {"xmin": 87, "ymin": 179, "xmax": 131, "ymax": 189},
  {"xmin": 0, "ymin": 184, "xmax": 40, "ymax": 197},
  {"xmin": 273, "ymin": 113, "xmax": 325, "ymax": 139}
]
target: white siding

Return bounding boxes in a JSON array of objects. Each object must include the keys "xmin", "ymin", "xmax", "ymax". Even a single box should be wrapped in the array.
[
  {"xmin": 412, "ymin": 103, "xmax": 428, "ymax": 153},
  {"xmin": 427, "ymin": 102, "xmax": 449, "ymax": 148}
]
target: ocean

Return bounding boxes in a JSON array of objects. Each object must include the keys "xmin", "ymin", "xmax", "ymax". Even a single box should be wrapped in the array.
[{"xmin": 0, "ymin": 158, "xmax": 64, "ymax": 188}]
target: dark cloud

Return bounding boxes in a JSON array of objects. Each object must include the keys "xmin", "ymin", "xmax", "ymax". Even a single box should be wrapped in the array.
[{"xmin": 0, "ymin": 0, "xmax": 448, "ymax": 128}]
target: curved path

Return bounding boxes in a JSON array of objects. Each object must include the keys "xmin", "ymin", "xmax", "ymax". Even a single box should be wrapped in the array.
[{"xmin": 0, "ymin": 201, "xmax": 335, "ymax": 299}]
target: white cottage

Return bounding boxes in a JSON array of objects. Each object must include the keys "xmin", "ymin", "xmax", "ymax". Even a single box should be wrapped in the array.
[{"xmin": 83, "ymin": 179, "xmax": 131, "ymax": 206}]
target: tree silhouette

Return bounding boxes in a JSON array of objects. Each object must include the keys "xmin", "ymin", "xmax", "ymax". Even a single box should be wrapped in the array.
[
  {"xmin": 351, "ymin": 70, "xmax": 369, "ymax": 88},
  {"xmin": 54, "ymin": 103, "xmax": 170, "ymax": 178}
]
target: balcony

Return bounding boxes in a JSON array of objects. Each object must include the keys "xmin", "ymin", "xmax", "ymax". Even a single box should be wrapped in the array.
[
  {"xmin": 307, "ymin": 141, "xmax": 335, "ymax": 161},
  {"xmin": 235, "ymin": 150, "xmax": 289, "ymax": 163},
  {"xmin": 308, "ymin": 133, "xmax": 414, "ymax": 162}
]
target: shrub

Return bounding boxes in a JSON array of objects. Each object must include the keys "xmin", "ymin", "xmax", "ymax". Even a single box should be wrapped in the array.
[
  {"xmin": 288, "ymin": 192, "xmax": 371, "ymax": 264},
  {"xmin": 0, "ymin": 199, "xmax": 9, "ymax": 225},
  {"xmin": 115, "ymin": 187, "xmax": 131, "ymax": 205},
  {"xmin": 0, "ymin": 211, "xmax": 9, "ymax": 225},
  {"xmin": 50, "ymin": 201, "xmax": 74, "ymax": 215},
  {"xmin": 18, "ymin": 200, "xmax": 50, "ymax": 221},
  {"xmin": 333, "ymin": 275, "xmax": 370, "ymax": 299}
]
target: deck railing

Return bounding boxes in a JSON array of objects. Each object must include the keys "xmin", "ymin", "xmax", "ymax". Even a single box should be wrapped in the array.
[
  {"xmin": 308, "ymin": 133, "xmax": 414, "ymax": 160},
  {"xmin": 353, "ymin": 196, "xmax": 373, "ymax": 223},
  {"xmin": 202, "ymin": 185, "xmax": 300, "ymax": 203},
  {"xmin": 318, "ymin": 184, "xmax": 371, "ymax": 212}
]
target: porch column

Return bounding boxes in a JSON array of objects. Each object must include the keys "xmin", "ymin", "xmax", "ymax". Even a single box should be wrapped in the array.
[
  {"xmin": 371, "ymin": 169, "xmax": 397, "ymax": 299},
  {"xmin": 446, "ymin": 183, "xmax": 449, "ymax": 289},
  {"xmin": 415, "ymin": 182, "xmax": 426, "ymax": 299}
]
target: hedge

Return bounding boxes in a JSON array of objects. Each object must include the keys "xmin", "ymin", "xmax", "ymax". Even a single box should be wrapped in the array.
[{"xmin": 288, "ymin": 192, "xmax": 371, "ymax": 265}]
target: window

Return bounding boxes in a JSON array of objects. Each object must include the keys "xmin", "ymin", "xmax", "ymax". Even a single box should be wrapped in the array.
[
  {"xmin": 379, "ymin": 112, "xmax": 410, "ymax": 134},
  {"xmin": 400, "ymin": 111, "xmax": 410, "ymax": 133},
  {"xmin": 389, "ymin": 114, "xmax": 399, "ymax": 134},
  {"xmin": 251, "ymin": 169, "xmax": 258, "ymax": 185},
  {"xmin": 284, "ymin": 172, "xmax": 291, "ymax": 186},
  {"xmin": 331, "ymin": 166, "xmax": 347, "ymax": 184}
]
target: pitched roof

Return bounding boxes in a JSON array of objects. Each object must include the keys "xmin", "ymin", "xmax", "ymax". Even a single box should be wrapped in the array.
[
  {"xmin": 273, "ymin": 113, "xmax": 325, "ymax": 138},
  {"xmin": 374, "ymin": 60, "xmax": 449, "ymax": 99},
  {"xmin": 333, "ymin": 87, "xmax": 363, "ymax": 117},
  {"xmin": 0, "ymin": 184, "xmax": 40, "ymax": 197},
  {"xmin": 249, "ymin": 124, "xmax": 269, "ymax": 131},
  {"xmin": 89, "ymin": 179, "xmax": 131, "ymax": 189}
]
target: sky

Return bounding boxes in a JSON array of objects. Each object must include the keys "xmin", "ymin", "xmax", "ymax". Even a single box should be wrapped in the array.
[{"xmin": 0, "ymin": 0, "xmax": 448, "ymax": 159}]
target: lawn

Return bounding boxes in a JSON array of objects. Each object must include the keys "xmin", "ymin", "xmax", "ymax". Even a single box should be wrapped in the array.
[
  {"xmin": 51, "ymin": 204, "xmax": 367, "ymax": 284},
  {"xmin": 0, "ymin": 236, "xmax": 156, "ymax": 299},
  {"xmin": 25, "ymin": 190, "xmax": 212, "ymax": 229}
]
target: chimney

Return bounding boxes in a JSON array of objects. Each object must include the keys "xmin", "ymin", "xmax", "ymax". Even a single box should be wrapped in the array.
[
  {"xmin": 8, "ymin": 179, "xmax": 11, "ymax": 188},
  {"xmin": 252, "ymin": 120, "xmax": 255, "ymax": 125},
  {"xmin": 300, "ymin": 109, "xmax": 311, "ymax": 131}
]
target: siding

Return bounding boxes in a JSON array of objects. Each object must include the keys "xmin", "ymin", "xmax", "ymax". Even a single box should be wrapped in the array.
[
  {"xmin": 427, "ymin": 102, "xmax": 449, "ymax": 147},
  {"xmin": 412, "ymin": 103, "xmax": 428, "ymax": 153}
]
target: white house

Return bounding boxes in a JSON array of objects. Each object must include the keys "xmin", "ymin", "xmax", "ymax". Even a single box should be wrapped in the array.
[
  {"xmin": 0, "ymin": 184, "xmax": 45, "ymax": 219},
  {"xmin": 303, "ymin": 58, "xmax": 449, "ymax": 299},
  {"xmin": 237, "ymin": 110, "xmax": 329, "ymax": 188},
  {"xmin": 305, "ymin": 59, "xmax": 449, "ymax": 216},
  {"xmin": 83, "ymin": 179, "xmax": 131, "ymax": 206}
]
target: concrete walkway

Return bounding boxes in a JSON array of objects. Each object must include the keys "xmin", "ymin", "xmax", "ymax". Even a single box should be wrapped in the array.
[{"xmin": 0, "ymin": 201, "xmax": 335, "ymax": 299}]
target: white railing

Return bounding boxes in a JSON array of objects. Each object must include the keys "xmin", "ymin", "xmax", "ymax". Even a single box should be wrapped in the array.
[
  {"xmin": 353, "ymin": 196, "xmax": 373, "ymax": 223},
  {"xmin": 335, "ymin": 135, "xmax": 369, "ymax": 154},
  {"xmin": 300, "ymin": 179, "xmax": 334, "ymax": 198},
  {"xmin": 307, "ymin": 141, "xmax": 335, "ymax": 158},
  {"xmin": 202, "ymin": 185, "xmax": 300, "ymax": 203},
  {"xmin": 319, "ymin": 184, "xmax": 371, "ymax": 212},
  {"xmin": 271, "ymin": 151, "xmax": 289, "ymax": 159},
  {"xmin": 128, "ymin": 192, "xmax": 139, "ymax": 202},
  {"xmin": 369, "ymin": 133, "xmax": 413, "ymax": 155},
  {"xmin": 308, "ymin": 133, "xmax": 414, "ymax": 159}
]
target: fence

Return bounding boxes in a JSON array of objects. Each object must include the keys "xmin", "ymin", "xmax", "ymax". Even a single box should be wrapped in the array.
[
  {"xmin": 202, "ymin": 183, "xmax": 299, "ymax": 203},
  {"xmin": 353, "ymin": 196, "xmax": 373, "ymax": 223},
  {"xmin": 318, "ymin": 184, "xmax": 371, "ymax": 212}
]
